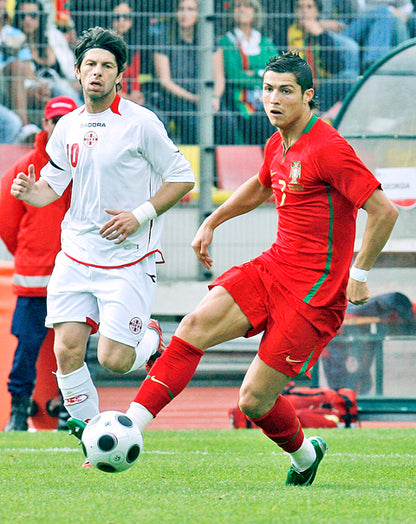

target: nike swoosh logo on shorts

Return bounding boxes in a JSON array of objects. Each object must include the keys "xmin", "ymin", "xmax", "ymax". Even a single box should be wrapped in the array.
[{"xmin": 286, "ymin": 356, "xmax": 303, "ymax": 363}]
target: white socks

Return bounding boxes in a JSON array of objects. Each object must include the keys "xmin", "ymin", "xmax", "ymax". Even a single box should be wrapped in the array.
[
  {"xmin": 290, "ymin": 437, "xmax": 317, "ymax": 471},
  {"xmin": 56, "ymin": 363, "xmax": 99, "ymax": 422},
  {"xmin": 125, "ymin": 326, "xmax": 160, "ymax": 373},
  {"xmin": 126, "ymin": 402, "xmax": 154, "ymax": 432}
]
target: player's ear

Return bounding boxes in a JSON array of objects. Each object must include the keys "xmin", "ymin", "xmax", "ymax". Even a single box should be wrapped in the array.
[{"xmin": 304, "ymin": 88, "xmax": 315, "ymax": 105}]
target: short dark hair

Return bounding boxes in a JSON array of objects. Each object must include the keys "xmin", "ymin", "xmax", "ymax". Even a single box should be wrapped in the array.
[
  {"xmin": 74, "ymin": 26, "xmax": 127, "ymax": 75},
  {"xmin": 264, "ymin": 52, "xmax": 317, "ymax": 109},
  {"xmin": 295, "ymin": 0, "xmax": 323, "ymax": 11}
]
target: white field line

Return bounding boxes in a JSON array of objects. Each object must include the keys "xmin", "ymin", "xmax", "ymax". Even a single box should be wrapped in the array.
[{"xmin": 0, "ymin": 448, "xmax": 414, "ymax": 459}]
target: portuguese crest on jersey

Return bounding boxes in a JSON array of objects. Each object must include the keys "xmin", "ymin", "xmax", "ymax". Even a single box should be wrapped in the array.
[{"xmin": 288, "ymin": 161, "xmax": 304, "ymax": 191}]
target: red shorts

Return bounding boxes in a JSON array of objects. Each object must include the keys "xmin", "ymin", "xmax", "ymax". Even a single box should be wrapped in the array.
[{"xmin": 209, "ymin": 260, "xmax": 344, "ymax": 378}]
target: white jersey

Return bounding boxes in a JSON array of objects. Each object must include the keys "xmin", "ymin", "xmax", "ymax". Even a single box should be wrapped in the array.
[{"xmin": 41, "ymin": 95, "xmax": 195, "ymax": 268}]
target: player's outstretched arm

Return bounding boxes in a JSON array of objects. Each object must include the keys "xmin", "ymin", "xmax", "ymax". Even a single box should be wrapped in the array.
[
  {"xmin": 10, "ymin": 164, "xmax": 60, "ymax": 207},
  {"xmin": 347, "ymin": 188, "xmax": 398, "ymax": 305},
  {"xmin": 192, "ymin": 175, "xmax": 273, "ymax": 268}
]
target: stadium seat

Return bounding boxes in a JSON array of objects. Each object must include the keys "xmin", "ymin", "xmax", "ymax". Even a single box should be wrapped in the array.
[
  {"xmin": 178, "ymin": 144, "xmax": 200, "ymax": 202},
  {"xmin": 215, "ymin": 145, "xmax": 264, "ymax": 190}
]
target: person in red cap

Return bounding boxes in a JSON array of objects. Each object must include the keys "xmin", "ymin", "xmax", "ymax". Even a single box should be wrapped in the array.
[{"xmin": 0, "ymin": 96, "xmax": 78, "ymax": 431}]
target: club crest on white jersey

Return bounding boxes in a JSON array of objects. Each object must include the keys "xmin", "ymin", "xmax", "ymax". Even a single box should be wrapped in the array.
[
  {"xmin": 83, "ymin": 131, "xmax": 98, "ymax": 148},
  {"xmin": 129, "ymin": 317, "xmax": 143, "ymax": 335}
]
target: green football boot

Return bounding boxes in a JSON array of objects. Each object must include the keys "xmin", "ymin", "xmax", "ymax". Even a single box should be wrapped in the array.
[
  {"xmin": 285, "ymin": 436, "xmax": 327, "ymax": 486},
  {"xmin": 67, "ymin": 417, "xmax": 87, "ymax": 443}
]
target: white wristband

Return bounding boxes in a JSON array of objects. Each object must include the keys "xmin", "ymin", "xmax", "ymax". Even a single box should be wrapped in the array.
[
  {"xmin": 350, "ymin": 266, "xmax": 369, "ymax": 282},
  {"xmin": 132, "ymin": 201, "xmax": 157, "ymax": 225}
]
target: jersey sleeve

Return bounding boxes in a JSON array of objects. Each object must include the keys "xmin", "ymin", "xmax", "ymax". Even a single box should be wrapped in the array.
[
  {"xmin": 41, "ymin": 118, "xmax": 73, "ymax": 196},
  {"xmin": 139, "ymin": 112, "xmax": 195, "ymax": 184},
  {"xmin": 316, "ymin": 135, "xmax": 381, "ymax": 208}
]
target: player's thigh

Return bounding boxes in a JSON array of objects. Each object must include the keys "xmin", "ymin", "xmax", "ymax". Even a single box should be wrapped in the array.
[
  {"xmin": 177, "ymin": 285, "xmax": 252, "ymax": 350},
  {"xmin": 94, "ymin": 256, "xmax": 157, "ymax": 349},
  {"xmin": 239, "ymin": 355, "xmax": 291, "ymax": 416},
  {"xmin": 46, "ymin": 252, "xmax": 100, "ymax": 329}
]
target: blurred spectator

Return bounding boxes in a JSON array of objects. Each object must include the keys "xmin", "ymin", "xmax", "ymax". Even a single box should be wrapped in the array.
[
  {"xmin": 217, "ymin": 0, "xmax": 276, "ymax": 145},
  {"xmin": 0, "ymin": 0, "xmax": 41, "ymax": 141},
  {"xmin": 361, "ymin": 0, "xmax": 412, "ymax": 44},
  {"xmin": 410, "ymin": 0, "xmax": 416, "ymax": 35},
  {"xmin": 48, "ymin": 16, "xmax": 83, "ymax": 102},
  {"xmin": 320, "ymin": 0, "xmax": 412, "ymax": 71},
  {"xmin": 0, "ymin": 103, "xmax": 23, "ymax": 143},
  {"xmin": 319, "ymin": 0, "xmax": 359, "ymax": 21},
  {"xmin": 288, "ymin": 0, "xmax": 359, "ymax": 116},
  {"xmin": 111, "ymin": 0, "xmax": 145, "ymax": 105},
  {"xmin": 216, "ymin": 0, "xmax": 294, "ymax": 52},
  {"xmin": 13, "ymin": 0, "xmax": 83, "ymax": 109},
  {"xmin": 152, "ymin": 0, "xmax": 200, "ymax": 143},
  {"xmin": 262, "ymin": 0, "xmax": 297, "ymax": 50},
  {"xmin": 153, "ymin": 0, "xmax": 238, "ymax": 145},
  {"xmin": 0, "ymin": 95, "xmax": 77, "ymax": 432},
  {"xmin": 67, "ymin": 0, "xmax": 114, "ymax": 34}
]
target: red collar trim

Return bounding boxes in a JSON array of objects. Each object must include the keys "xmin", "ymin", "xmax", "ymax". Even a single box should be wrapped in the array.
[
  {"xmin": 110, "ymin": 94, "xmax": 122, "ymax": 115},
  {"xmin": 79, "ymin": 95, "xmax": 122, "ymax": 115}
]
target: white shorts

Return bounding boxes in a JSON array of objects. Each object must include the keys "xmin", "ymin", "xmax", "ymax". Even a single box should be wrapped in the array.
[{"xmin": 46, "ymin": 251, "xmax": 158, "ymax": 347}]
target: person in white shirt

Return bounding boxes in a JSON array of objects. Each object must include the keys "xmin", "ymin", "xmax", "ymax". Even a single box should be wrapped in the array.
[{"xmin": 10, "ymin": 27, "xmax": 195, "ymax": 434}]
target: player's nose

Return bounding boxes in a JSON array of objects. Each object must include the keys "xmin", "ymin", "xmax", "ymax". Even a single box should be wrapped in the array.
[
  {"xmin": 269, "ymin": 91, "xmax": 281, "ymax": 104},
  {"xmin": 92, "ymin": 64, "xmax": 103, "ymax": 76}
]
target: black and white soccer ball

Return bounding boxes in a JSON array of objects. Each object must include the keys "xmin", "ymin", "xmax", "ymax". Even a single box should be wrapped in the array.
[{"xmin": 81, "ymin": 410, "xmax": 143, "ymax": 473}]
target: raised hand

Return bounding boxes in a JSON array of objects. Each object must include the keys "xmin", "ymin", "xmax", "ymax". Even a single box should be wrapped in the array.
[{"xmin": 11, "ymin": 164, "xmax": 36, "ymax": 200}]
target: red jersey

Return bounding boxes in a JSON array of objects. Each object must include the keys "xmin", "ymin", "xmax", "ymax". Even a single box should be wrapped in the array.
[{"xmin": 258, "ymin": 115, "xmax": 380, "ymax": 309}]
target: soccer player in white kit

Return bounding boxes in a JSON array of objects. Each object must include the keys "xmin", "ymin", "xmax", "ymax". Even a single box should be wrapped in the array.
[{"xmin": 10, "ymin": 27, "xmax": 195, "ymax": 430}]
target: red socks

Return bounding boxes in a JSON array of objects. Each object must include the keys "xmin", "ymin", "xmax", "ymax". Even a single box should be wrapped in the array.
[
  {"xmin": 132, "ymin": 335, "xmax": 204, "ymax": 417},
  {"xmin": 250, "ymin": 395, "xmax": 304, "ymax": 453},
  {"xmin": 132, "ymin": 334, "xmax": 302, "ymax": 454}
]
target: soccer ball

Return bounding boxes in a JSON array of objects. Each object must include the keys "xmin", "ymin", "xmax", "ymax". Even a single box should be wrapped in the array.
[{"xmin": 81, "ymin": 410, "xmax": 143, "ymax": 473}]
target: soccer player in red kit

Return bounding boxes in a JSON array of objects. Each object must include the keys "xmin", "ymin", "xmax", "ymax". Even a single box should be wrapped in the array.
[{"xmin": 78, "ymin": 52, "xmax": 397, "ymax": 484}]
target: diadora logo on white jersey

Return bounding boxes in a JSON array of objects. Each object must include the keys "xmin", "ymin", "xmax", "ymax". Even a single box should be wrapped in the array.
[
  {"xmin": 84, "ymin": 131, "xmax": 98, "ymax": 148},
  {"xmin": 80, "ymin": 122, "xmax": 106, "ymax": 128}
]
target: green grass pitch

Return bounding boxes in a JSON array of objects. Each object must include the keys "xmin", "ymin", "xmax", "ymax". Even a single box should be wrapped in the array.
[{"xmin": 1, "ymin": 428, "xmax": 415, "ymax": 523}]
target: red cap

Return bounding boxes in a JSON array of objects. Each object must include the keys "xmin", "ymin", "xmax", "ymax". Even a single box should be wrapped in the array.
[{"xmin": 44, "ymin": 96, "xmax": 78, "ymax": 119}]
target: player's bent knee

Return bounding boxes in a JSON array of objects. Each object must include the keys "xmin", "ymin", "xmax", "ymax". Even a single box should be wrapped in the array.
[
  {"xmin": 179, "ymin": 311, "xmax": 203, "ymax": 331},
  {"xmin": 177, "ymin": 311, "xmax": 211, "ymax": 344},
  {"xmin": 97, "ymin": 337, "xmax": 135, "ymax": 373},
  {"xmin": 239, "ymin": 385, "xmax": 277, "ymax": 420},
  {"xmin": 239, "ymin": 392, "xmax": 264, "ymax": 420},
  {"xmin": 98, "ymin": 352, "xmax": 133, "ymax": 374}
]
